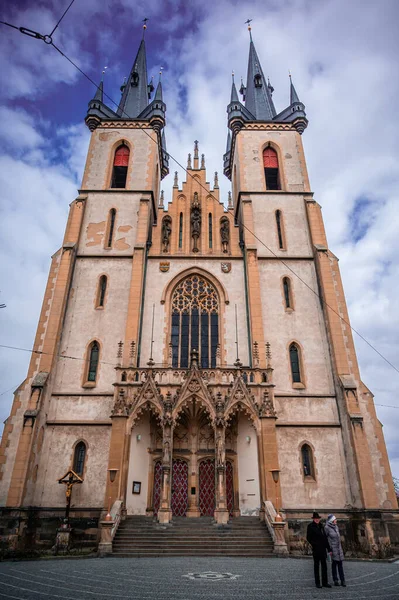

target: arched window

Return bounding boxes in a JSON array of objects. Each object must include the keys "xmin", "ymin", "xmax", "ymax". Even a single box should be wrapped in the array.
[
  {"xmin": 179, "ymin": 213, "xmax": 183, "ymax": 249},
  {"xmin": 87, "ymin": 341, "xmax": 100, "ymax": 383},
  {"xmin": 208, "ymin": 213, "xmax": 213, "ymax": 249},
  {"xmin": 96, "ymin": 275, "xmax": 107, "ymax": 308},
  {"xmin": 105, "ymin": 209, "xmax": 116, "ymax": 249},
  {"xmin": 301, "ymin": 444, "xmax": 314, "ymax": 478},
  {"xmin": 171, "ymin": 275, "xmax": 219, "ymax": 369},
  {"xmin": 73, "ymin": 441, "xmax": 86, "ymax": 476},
  {"xmin": 111, "ymin": 144, "xmax": 129, "ymax": 188},
  {"xmin": 283, "ymin": 277, "xmax": 292, "ymax": 309},
  {"xmin": 289, "ymin": 343, "xmax": 302, "ymax": 384},
  {"xmin": 263, "ymin": 147, "xmax": 280, "ymax": 190},
  {"xmin": 275, "ymin": 210, "xmax": 285, "ymax": 249}
]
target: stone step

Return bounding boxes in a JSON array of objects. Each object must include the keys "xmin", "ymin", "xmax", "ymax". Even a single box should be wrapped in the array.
[{"xmin": 111, "ymin": 550, "xmax": 274, "ymax": 558}]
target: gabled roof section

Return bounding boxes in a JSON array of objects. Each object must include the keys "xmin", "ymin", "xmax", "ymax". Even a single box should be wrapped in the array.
[
  {"xmin": 117, "ymin": 39, "xmax": 149, "ymax": 119},
  {"xmin": 244, "ymin": 40, "xmax": 276, "ymax": 121}
]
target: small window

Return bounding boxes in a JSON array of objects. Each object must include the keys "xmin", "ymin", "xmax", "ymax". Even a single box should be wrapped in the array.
[
  {"xmin": 111, "ymin": 145, "xmax": 129, "ymax": 188},
  {"xmin": 301, "ymin": 444, "xmax": 314, "ymax": 478},
  {"xmin": 283, "ymin": 277, "xmax": 292, "ymax": 309},
  {"xmin": 87, "ymin": 341, "xmax": 100, "ymax": 383},
  {"xmin": 263, "ymin": 147, "xmax": 280, "ymax": 190},
  {"xmin": 208, "ymin": 213, "xmax": 213, "ymax": 249},
  {"xmin": 179, "ymin": 213, "xmax": 183, "ymax": 249},
  {"xmin": 97, "ymin": 275, "xmax": 107, "ymax": 308},
  {"xmin": 275, "ymin": 210, "xmax": 285, "ymax": 249},
  {"xmin": 289, "ymin": 343, "xmax": 302, "ymax": 384},
  {"xmin": 106, "ymin": 209, "xmax": 116, "ymax": 249},
  {"xmin": 73, "ymin": 441, "xmax": 86, "ymax": 476}
]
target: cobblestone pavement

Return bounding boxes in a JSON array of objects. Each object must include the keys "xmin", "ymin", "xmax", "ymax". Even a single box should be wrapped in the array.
[{"xmin": 0, "ymin": 556, "xmax": 398, "ymax": 600}]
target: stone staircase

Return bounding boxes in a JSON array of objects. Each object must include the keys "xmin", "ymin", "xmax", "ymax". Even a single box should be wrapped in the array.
[{"xmin": 112, "ymin": 515, "xmax": 274, "ymax": 557}]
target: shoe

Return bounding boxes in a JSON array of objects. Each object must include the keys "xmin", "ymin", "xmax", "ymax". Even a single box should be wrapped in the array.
[
  {"xmin": 341, "ymin": 582, "xmax": 346, "ymax": 587},
  {"xmin": 334, "ymin": 581, "xmax": 340, "ymax": 586},
  {"xmin": 323, "ymin": 584, "xmax": 332, "ymax": 588},
  {"xmin": 316, "ymin": 584, "xmax": 322, "ymax": 588}
]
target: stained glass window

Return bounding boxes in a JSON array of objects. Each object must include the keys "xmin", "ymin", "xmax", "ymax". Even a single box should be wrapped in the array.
[
  {"xmin": 301, "ymin": 444, "xmax": 313, "ymax": 477},
  {"xmin": 73, "ymin": 442, "xmax": 86, "ymax": 476},
  {"xmin": 289, "ymin": 343, "xmax": 301, "ymax": 383},
  {"xmin": 97, "ymin": 275, "xmax": 107, "ymax": 307},
  {"xmin": 283, "ymin": 277, "xmax": 291, "ymax": 309},
  {"xmin": 87, "ymin": 341, "xmax": 99, "ymax": 382},
  {"xmin": 171, "ymin": 275, "xmax": 219, "ymax": 368},
  {"xmin": 276, "ymin": 210, "xmax": 285, "ymax": 249}
]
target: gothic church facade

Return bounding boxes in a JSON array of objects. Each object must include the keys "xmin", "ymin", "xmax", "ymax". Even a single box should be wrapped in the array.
[{"xmin": 1, "ymin": 29, "xmax": 397, "ymax": 552}]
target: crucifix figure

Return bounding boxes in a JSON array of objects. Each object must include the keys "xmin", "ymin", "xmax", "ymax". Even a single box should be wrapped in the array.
[{"xmin": 58, "ymin": 470, "xmax": 83, "ymax": 523}]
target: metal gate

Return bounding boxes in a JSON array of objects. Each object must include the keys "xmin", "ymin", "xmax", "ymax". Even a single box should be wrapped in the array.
[
  {"xmin": 226, "ymin": 461, "xmax": 234, "ymax": 517},
  {"xmin": 153, "ymin": 460, "xmax": 162, "ymax": 516},
  {"xmin": 199, "ymin": 458, "xmax": 216, "ymax": 516},
  {"xmin": 171, "ymin": 459, "xmax": 188, "ymax": 517}
]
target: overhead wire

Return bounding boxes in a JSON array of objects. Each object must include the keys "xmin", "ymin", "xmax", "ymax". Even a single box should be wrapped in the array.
[{"xmin": 0, "ymin": 16, "xmax": 398, "ymax": 381}]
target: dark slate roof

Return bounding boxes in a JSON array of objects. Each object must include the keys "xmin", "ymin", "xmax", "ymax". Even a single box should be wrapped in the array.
[
  {"xmin": 245, "ymin": 40, "xmax": 276, "ymax": 121},
  {"xmin": 117, "ymin": 39, "xmax": 149, "ymax": 119}
]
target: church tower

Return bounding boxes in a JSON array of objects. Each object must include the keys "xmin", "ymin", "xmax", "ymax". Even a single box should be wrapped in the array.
[{"xmin": 0, "ymin": 26, "xmax": 397, "ymax": 555}]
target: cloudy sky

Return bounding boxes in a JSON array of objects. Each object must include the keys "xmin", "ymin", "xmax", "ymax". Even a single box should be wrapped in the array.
[{"xmin": 0, "ymin": 0, "xmax": 398, "ymax": 482}]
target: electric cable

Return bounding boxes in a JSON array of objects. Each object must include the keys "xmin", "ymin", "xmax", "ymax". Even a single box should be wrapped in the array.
[
  {"xmin": 1, "ymin": 18, "xmax": 398, "ymax": 377},
  {"xmin": 49, "ymin": 0, "xmax": 76, "ymax": 37}
]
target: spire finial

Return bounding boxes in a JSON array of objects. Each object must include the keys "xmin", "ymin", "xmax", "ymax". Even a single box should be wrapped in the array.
[
  {"xmin": 245, "ymin": 18, "xmax": 253, "ymax": 41},
  {"xmin": 101, "ymin": 66, "xmax": 108, "ymax": 83},
  {"xmin": 232, "ymin": 70, "xmax": 235, "ymax": 83},
  {"xmin": 228, "ymin": 191, "xmax": 233, "ymax": 209},
  {"xmin": 159, "ymin": 66, "xmax": 163, "ymax": 81},
  {"xmin": 193, "ymin": 140, "xmax": 199, "ymax": 169},
  {"xmin": 187, "ymin": 153, "xmax": 192, "ymax": 169},
  {"xmin": 159, "ymin": 190, "xmax": 164, "ymax": 209},
  {"xmin": 142, "ymin": 17, "xmax": 149, "ymax": 39},
  {"xmin": 214, "ymin": 172, "xmax": 219, "ymax": 189},
  {"xmin": 201, "ymin": 153, "xmax": 205, "ymax": 169},
  {"xmin": 173, "ymin": 171, "xmax": 178, "ymax": 188}
]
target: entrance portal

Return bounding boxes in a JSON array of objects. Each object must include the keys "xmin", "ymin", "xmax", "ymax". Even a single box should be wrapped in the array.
[
  {"xmin": 171, "ymin": 459, "xmax": 188, "ymax": 517},
  {"xmin": 199, "ymin": 458, "xmax": 216, "ymax": 516}
]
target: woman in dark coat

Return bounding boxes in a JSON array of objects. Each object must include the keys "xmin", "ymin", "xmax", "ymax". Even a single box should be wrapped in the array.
[
  {"xmin": 306, "ymin": 512, "xmax": 332, "ymax": 588},
  {"xmin": 324, "ymin": 514, "xmax": 346, "ymax": 587}
]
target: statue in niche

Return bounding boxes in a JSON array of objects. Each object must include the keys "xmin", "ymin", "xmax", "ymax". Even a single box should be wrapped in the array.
[
  {"xmin": 191, "ymin": 192, "xmax": 201, "ymax": 252},
  {"xmin": 220, "ymin": 217, "xmax": 230, "ymax": 253},
  {"xmin": 162, "ymin": 216, "xmax": 172, "ymax": 252},
  {"xmin": 216, "ymin": 431, "xmax": 225, "ymax": 467}
]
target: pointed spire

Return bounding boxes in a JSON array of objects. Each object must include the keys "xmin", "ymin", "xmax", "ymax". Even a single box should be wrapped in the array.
[
  {"xmin": 193, "ymin": 140, "xmax": 199, "ymax": 169},
  {"xmin": 187, "ymin": 153, "xmax": 192, "ymax": 169},
  {"xmin": 230, "ymin": 77, "xmax": 240, "ymax": 103},
  {"xmin": 228, "ymin": 191, "xmax": 233, "ymax": 209},
  {"xmin": 117, "ymin": 39, "xmax": 149, "ymax": 119},
  {"xmin": 289, "ymin": 73, "xmax": 300, "ymax": 104},
  {"xmin": 201, "ymin": 153, "xmax": 205, "ymax": 169},
  {"xmin": 173, "ymin": 171, "xmax": 178, "ymax": 188},
  {"xmin": 159, "ymin": 190, "xmax": 164, "ymax": 209},
  {"xmin": 154, "ymin": 79, "xmax": 163, "ymax": 101},
  {"xmin": 214, "ymin": 172, "xmax": 219, "ymax": 189},
  {"xmin": 245, "ymin": 35, "xmax": 276, "ymax": 120},
  {"xmin": 94, "ymin": 79, "xmax": 103, "ymax": 103}
]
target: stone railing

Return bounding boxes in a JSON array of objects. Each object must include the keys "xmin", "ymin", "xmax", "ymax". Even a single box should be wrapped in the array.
[
  {"xmin": 98, "ymin": 500, "xmax": 123, "ymax": 556},
  {"xmin": 264, "ymin": 500, "xmax": 289, "ymax": 556},
  {"xmin": 116, "ymin": 366, "xmax": 271, "ymax": 387}
]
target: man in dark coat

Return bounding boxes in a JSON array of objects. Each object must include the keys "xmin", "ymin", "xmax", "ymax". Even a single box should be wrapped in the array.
[{"xmin": 307, "ymin": 511, "xmax": 332, "ymax": 588}]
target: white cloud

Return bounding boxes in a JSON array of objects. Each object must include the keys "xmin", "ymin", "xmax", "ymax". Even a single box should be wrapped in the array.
[{"xmin": 0, "ymin": 0, "xmax": 398, "ymax": 484}]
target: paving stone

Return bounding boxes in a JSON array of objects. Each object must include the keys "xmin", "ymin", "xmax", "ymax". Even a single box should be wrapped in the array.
[{"xmin": 0, "ymin": 556, "xmax": 398, "ymax": 599}]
